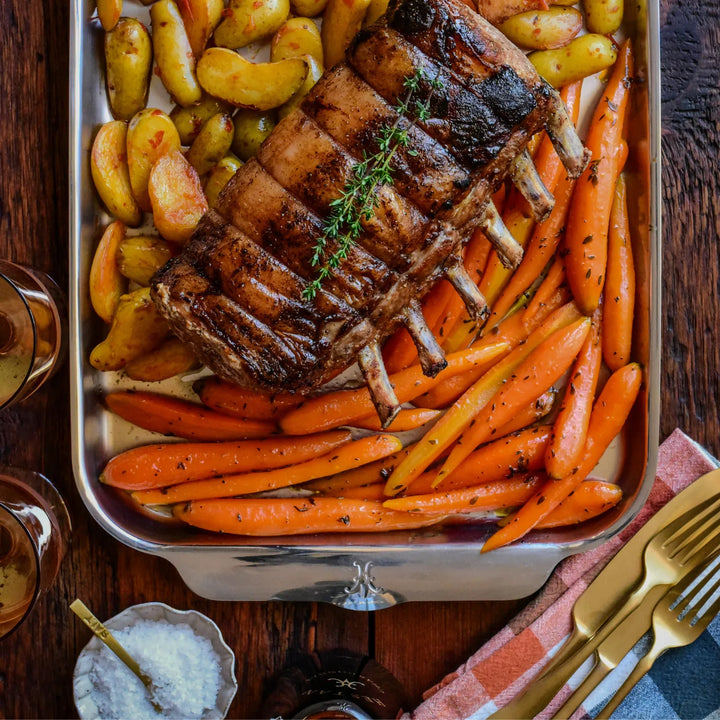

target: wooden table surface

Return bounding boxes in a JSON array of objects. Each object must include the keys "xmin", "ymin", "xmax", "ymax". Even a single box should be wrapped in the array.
[{"xmin": 1, "ymin": 0, "xmax": 718, "ymax": 717}]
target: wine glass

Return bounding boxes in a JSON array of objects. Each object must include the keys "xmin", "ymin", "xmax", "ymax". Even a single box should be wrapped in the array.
[
  {"xmin": 0, "ymin": 260, "xmax": 66, "ymax": 410},
  {"xmin": 0, "ymin": 467, "xmax": 71, "ymax": 639}
]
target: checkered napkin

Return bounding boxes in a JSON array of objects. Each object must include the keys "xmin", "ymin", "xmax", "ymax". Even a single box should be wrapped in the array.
[{"xmin": 402, "ymin": 429, "xmax": 720, "ymax": 720}]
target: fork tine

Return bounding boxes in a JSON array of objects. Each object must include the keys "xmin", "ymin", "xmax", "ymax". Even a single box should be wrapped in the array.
[
  {"xmin": 675, "ymin": 513, "xmax": 720, "ymax": 566},
  {"xmin": 664, "ymin": 495, "xmax": 720, "ymax": 556}
]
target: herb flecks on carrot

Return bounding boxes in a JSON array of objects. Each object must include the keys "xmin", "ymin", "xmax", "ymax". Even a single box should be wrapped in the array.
[
  {"xmin": 100, "ymin": 430, "xmax": 353, "ymax": 490},
  {"xmin": 482, "ymin": 362, "xmax": 642, "ymax": 552},
  {"xmin": 133, "ymin": 434, "xmax": 402, "ymax": 504},
  {"xmin": 564, "ymin": 41, "xmax": 634, "ymax": 315},
  {"xmin": 533, "ymin": 480, "xmax": 622, "ymax": 529},
  {"xmin": 193, "ymin": 377, "xmax": 302, "ymax": 419},
  {"xmin": 105, "ymin": 391, "xmax": 276, "ymax": 441}
]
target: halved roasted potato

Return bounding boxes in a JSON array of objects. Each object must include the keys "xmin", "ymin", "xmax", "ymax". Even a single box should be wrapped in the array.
[
  {"xmin": 214, "ymin": 0, "xmax": 290, "ymax": 49},
  {"xmin": 177, "ymin": 0, "xmax": 225, "ymax": 57},
  {"xmin": 279, "ymin": 54, "xmax": 323, "ymax": 119},
  {"xmin": 127, "ymin": 108, "xmax": 181, "ymax": 212},
  {"xmin": 197, "ymin": 48, "xmax": 308, "ymax": 111},
  {"xmin": 170, "ymin": 94, "xmax": 233, "ymax": 145},
  {"xmin": 148, "ymin": 150, "xmax": 208, "ymax": 244},
  {"xmin": 90, "ymin": 121, "xmax": 142, "ymax": 227},
  {"xmin": 271, "ymin": 17, "xmax": 323, "ymax": 65},
  {"xmin": 203, "ymin": 155, "xmax": 243, "ymax": 208},
  {"xmin": 321, "ymin": 0, "xmax": 372, "ymax": 68},
  {"xmin": 290, "ymin": 0, "xmax": 328, "ymax": 16},
  {"xmin": 186, "ymin": 112, "xmax": 235, "ymax": 176},
  {"xmin": 90, "ymin": 287, "xmax": 169, "ymax": 371},
  {"xmin": 116, "ymin": 235, "xmax": 175, "ymax": 286},
  {"xmin": 499, "ymin": 7, "xmax": 583, "ymax": 51},
  {"xmin": 125, "ymin": 337, "xmax": 200, "ymax": 381},
  {"xmin": 90, "ymin": 220, "xmax": 128, "ymax": 323}
]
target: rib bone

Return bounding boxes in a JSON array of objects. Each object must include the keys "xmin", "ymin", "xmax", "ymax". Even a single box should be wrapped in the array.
[
  {"xmin": 358, "ymin": 343, "xmax": 400, "ymax": 428},
  {"xmin": 480, "ymin": 202, "xmax": 524, "ymax": 269},
  {"xmin": 545, "ymin": 97, "xmax": 591, "ymax": 179},
  {"xmin": 445, "ymin": 259, "xmax": 488, "ymax": 322},
  {"xmin": 403, "ymin": 300, "xmax": 448, "ymax": 378},
  {"xmin": 510, "ymin": 149, "xmax": 555, "ymax": 223}
]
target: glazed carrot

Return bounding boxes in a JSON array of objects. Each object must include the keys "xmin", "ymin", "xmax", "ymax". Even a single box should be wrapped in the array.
[
  {"xmin": 603, "ymin": 175, "xmax": 636, "ymax": 371},
  {"xmin": 384, "ymin": 474, "xmax": 544, "ymax": 514},
  {"xmin": 418, "ymin": 287, "xmax": 568, "ymax": 409},
  {"xmin": 351, "ymin": 407, "xmax": 441, "ymax": 432},
  {"xmin": 453, "ymin": 80, "xmax": 584, "ymax": 337},
  {"xmin": 279, "ymin": 341, "xmax": 509, "ymax": 435},
  {"xmin": 193, "ymin": 377, "xmax": 302, "ymax": 419},
  {"xmin": 545, "ymin": 306, "xmax": 602, "ymax": 479},
  {"xmin": 492, "ymin": 389, "xmax": 556, "ymax": 437},
  {"xmin": 133, "ymin": 434, "xmax": 402, "ymax": 504},
  {"xmin": 531, "ymin": 480, "xmax": 623, "ymax": 529},
  {"xmin": 382, "ymin": 280, "xmax": 456, "ymax": 374},
  {"xmin": 486, "ymin": 174, "xmax": 575, "ymax": 331},
  {"xmin": 437, "ymin": 317, "xmax": 591, "ymax": 484},
  {"xmin": 174, "ymin": 497, "xmax": 444, "ymax": 535},
  {"xmin": 482, "ymin": 362, "xmax": 642, "ymax": 552},
  {"xmin": 99, "ymin": 430, "xmax": 353, "ymax": 490},
  {"xmin": 105, "ymin": 391, "xmax": 276, "ymax": 440},
  {"xmin": 319, "ymin": 483, "xmax": 388, "ymax": 501},
  {"xmin": 522, "ymin": 255, "xmax": 566, "ymax": 326},
  {"xmin": 564, "ymin": 41, "xmax": 634, "ymax": 315},
  {"xmin": 384, "ymin": 301, "xmax": 583, "ymax": 496},
  {"xmin": 407, "ymin": 425, "xmax": 552, "ymax": 495}
]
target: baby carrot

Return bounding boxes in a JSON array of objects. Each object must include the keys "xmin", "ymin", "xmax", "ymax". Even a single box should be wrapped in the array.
[
  {"xmin": 384, "ymin": 301, "xmax": 583, "ymax": 496},
  {"xmin": 279, "ymin": 341, "xmax": 508, "ymax": 435},
  {"xmin": 174, "ymin": 497, "xmax": 444, "ymax": 535},
  {"xmin": 319, "ymin": 483, "xmax": 388, "ymax": 501},
  {"xmin": 437, "ymin": 317, "xmax": 591, "ymax": 484},
  {"xmin": 99, "ymin": 430, "xmax": 353, "ymax": 490},
  {"xmin": 383, "ymin": 475, "xmax": 544, "ymax": 515},
  {"xmin": 522, "ymin": 255, "xmax": 566, "ymax": 326},
  {"xmin": 486, "ymin": 173, "xmax": 575, "ymax": 330},
  {"xmin": 133, "ymin": 434, "xmax": 403, "ymax": 504},
  {"xmin": 482, "ymin": 362, "xmax": 642, "ymax": 552},
  {"xmin": 193, "ymin": 377, "xmax": 302, "ymax": 419},
  {"xmin": 564, "ymin": 41, "xmax": 634, "ymax": 314},
  {"xmin": 407, "ymin": 425, "xmax": 551, "ymax": 495},
  {"xmin": 603, "ymin": 175, "xmax": 636, "ymax": 371},
  {"xmin": 105, "ymin": 391, "xmax": 276, "ymax": 440},
  {"xmin": 545, "ymin": 306, "xmax": 603, "ymax": 479},
  {"xmin": 351, "ymin": 407, "xmax": 441, "ymax": 432},
  {"xmin": 532, "ymin": 480, "xmax": 623, "ymax": 529}
]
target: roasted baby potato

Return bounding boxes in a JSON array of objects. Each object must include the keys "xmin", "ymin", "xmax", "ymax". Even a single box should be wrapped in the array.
[
  {"xmin": 290, "ymin": 0, "xmax": 328, "ymax": 16},
  {"xmin": 91, "ymin": 121, "xmax": 142, "ymax": 227},
  {"xmin": 529, "ymin": 34, "xmax": 618, "ymax": 88},
  {"xmin": 186, "ymin": 113, "xmax": 235, "ymax": 176},
  {"xmin": 231, "ymin": 109, "xmax": 276, "ymax": 160},
  {"xmin": 148, "ymin": 150, "xmax": 208, "ymax": 244},
  {"xmin": 127, "ymin": 108, "xmax": 181, "ymax": 212},
  {"xmin": 150, "ymin": 0, "xmax": 202, "ymax": 106},
  {"xmin": 584, "ymin": 0, "xmax": 624, "ymax": 35},
  {"xmin": 271, "ymin": 17, "xmax": 323, "ymax": 65},
  {"xmin": 97, "ymin": 0, "xmax": 122, "ymax": 31},
  {"xmin": 197, "ymin": 48, "xmax": 308, "ymax": 111},
  {"xmin": 214, "ymin": 0, "xmax": 290, "ymax": 49},
  {"xmin": 170, "ymin": 94, "xmax": 233, "ymax": 145},
  {"xmin": 177, "ymin": 0, "xmax": 225, "ymax": 57},
  {"xmin": 125, "ymin": 337, "xmax": 199, "ymax": 381},
  {"xmin": 90, "ymin": 287, "xmax": 169, "ymax": 371},
  {"xmin": 363, "ymin": 0, "xmax": 389, "ymax": 26},
  {"xmin": 321, "ymin": 0, "xmax": 372, "ymax": 68},
  {"xmin": 116, "ymin": 235, "xmax": 175, "ymax": 286},
  {"xmin": 203, "ymin": 155, "xmax": 243, "ymax": 208},
  {"xmin": 475, "ymin": 0, "xmax": 549, "ymax": 25},
  {"xmin": 104, "ymin": 18, "xmax": 153, "ymax": 121},
  {"xmin": 279, "ymin": 54, "xmax": 323, "ymax": 119},
  {"xmin": 90, "ymin": 221, "xmax": 128, "ymax": 323},
  {"xmin": 499, "ymin": 7, "xmax": 583, "ymax": 51}
]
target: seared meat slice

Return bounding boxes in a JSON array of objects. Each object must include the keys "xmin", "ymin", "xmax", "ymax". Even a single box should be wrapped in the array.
[{"xmin": 152, "ymin": 0, "xmax": 588, "ymax": 425}]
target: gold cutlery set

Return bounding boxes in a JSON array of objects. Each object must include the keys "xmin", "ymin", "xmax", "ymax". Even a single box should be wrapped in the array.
[{"xmin": 492, "ymin": 468, "xmax": 720, "ymax": 720}]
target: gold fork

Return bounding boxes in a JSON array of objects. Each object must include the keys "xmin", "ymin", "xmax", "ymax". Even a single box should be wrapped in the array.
[
  {"xmin": 595, "ymin": 553, "xmax": 720, "ymax": 719},
  {"xmin": 490, "ymin": 492, "xmax": 720, "ymax": 720}
]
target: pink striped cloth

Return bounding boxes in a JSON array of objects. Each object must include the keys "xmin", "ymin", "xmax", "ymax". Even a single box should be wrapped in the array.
[{"xmin": 402, "ymin": 429, "xmax": 718, "ymax": 720}]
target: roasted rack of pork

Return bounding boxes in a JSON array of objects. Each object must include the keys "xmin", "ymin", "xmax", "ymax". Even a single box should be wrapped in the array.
[{"xmin": 152, "ymin": 0, "xmax": 589, "ymax": 426}]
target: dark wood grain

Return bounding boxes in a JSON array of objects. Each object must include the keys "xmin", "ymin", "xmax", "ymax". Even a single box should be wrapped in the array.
[{"xmin": 1, "ymin": 0, "xmax": 718, "ymax": 717}]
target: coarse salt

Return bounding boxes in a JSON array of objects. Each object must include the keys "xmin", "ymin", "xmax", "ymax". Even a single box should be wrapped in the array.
[{"xmin": 85, "ymin": 618, "xmax": 222, "ymax": 719}]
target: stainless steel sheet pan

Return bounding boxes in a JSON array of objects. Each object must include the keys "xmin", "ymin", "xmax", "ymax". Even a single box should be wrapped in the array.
[{"xmin": 69, "ymin": 0, "xmax": 661, "ymax": 608}]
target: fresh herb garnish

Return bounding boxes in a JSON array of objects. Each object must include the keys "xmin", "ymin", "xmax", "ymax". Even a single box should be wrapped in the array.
[{"xmin": 302, "ymin": 69, "xmax": 442, "ymax": 300}]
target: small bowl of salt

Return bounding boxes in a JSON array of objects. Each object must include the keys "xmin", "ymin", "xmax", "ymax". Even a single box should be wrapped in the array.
[{"xmin": 73, "ymin": 602, "xmax": 237, "ymax": 720}]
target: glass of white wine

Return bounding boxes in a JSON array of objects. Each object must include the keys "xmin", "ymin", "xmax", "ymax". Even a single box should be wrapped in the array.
[
  {"xmin": 0, "ymin": 467, "xmax": 71, "ymax": 639},
  {"xmin": 0, "ymin": 260, "xmax": 65, "ymax": 410}
]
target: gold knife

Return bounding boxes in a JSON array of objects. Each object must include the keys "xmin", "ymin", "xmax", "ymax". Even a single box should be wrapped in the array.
[{"xmin": 491, "ymin": 466, "xmax": 720, "ymax": 720}]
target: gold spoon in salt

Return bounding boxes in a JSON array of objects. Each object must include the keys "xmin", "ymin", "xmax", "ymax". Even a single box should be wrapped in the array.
[{"xmin": 70, "ymin": 599, "xmax": 164, "ymax": 714}]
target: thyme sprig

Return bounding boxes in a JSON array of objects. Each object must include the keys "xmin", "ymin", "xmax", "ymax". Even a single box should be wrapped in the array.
[{"xmin": 302, "ymin": 69, "xmax": 442, "ymax": 301}]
